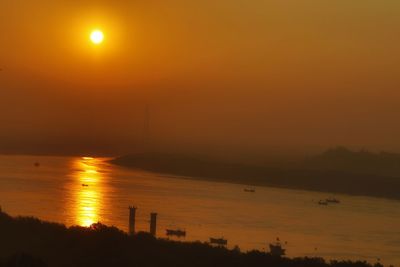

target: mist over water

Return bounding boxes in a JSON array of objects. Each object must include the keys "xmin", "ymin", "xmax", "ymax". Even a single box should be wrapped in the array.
[{"xmin": 1, "ymin": 155, "xmax": 399, "ymax": 265}]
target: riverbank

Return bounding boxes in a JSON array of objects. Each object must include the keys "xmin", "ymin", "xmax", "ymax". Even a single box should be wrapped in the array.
[
  {"xmin": 0, "ymin": 210, "xmax": 385, "ymax": 267},
  {"xmin": 111, "ymin": 153, "xmax": 400, "ymax": 200}
]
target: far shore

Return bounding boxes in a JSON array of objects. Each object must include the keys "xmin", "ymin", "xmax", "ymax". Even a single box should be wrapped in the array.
[{"xmin": 110, "ymin": 153, "xmax": 400, "ymax": 201}]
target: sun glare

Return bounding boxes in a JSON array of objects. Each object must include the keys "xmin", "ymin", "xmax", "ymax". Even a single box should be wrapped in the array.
[{"xmin": 90, "ymin": 30, "xmax": 104, "ymax": 44}]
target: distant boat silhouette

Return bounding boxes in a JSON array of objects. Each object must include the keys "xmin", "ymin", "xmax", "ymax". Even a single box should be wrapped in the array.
[
  {"xmin": 318, "ymin": 200, "xmax": 328, "ymax": 205},
  {"xmin": 81, "ymin": 184, "xmax": 89, "ymax": 187},
  {"xmin": 34, "ymin": 162, "xmax": 40, "ymax": 167},
  {"xmin": 326, "ymin": 197, "xmax": 340, "ymax": 204},
  {"xmin": 209, "ymin": 237, "xmax": 227, "ymax": 246},
  {"xmin": 244, "ymin": 188, "xmax": 255, "ymax": 193},
  {"xmin": 166, "ymin": 229, "xmax": 186, "ymax": 237}
]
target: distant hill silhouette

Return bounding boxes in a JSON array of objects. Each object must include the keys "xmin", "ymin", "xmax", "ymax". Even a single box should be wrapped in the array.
[
  {"xmin": 0, "ymin": 210, "xmax": 385, "ymax": 267},
  {"xmin": 111, "ymin": 149, "xmax": 400, "ymax": 200},
  {"xmin": 302, "ymin": 147, "xmax": 400, "ymax": 177}
]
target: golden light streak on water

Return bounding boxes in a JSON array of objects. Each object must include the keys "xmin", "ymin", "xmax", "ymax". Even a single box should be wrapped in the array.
[{"xmin": 70, "ymin": 157, "xmax": 104, "ymax": 227}]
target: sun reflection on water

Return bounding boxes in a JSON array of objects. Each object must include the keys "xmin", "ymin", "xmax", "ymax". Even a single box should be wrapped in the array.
[{"xmin": 69, "ymin": 157, "xmax": 105, "ymax": 227}]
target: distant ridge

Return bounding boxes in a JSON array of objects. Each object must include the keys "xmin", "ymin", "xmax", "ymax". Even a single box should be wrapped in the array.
[
  {"xmin": 303, "ymin": 146, "xmax": 400, "ymax": 177},
  {"xmin": 111, "ymin": 149, "xmax": 400, "ymax": 200}
]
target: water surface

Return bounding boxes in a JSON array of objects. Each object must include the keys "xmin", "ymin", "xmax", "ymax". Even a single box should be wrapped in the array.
[{"xmin": 0, "ymin": 155, "xmax": 399, "ymax": 265}]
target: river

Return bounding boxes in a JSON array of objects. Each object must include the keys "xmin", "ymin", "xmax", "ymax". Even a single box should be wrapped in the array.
[{"xmin": 0, "ymin": 155, "xmax": 399, "ymax": 265}]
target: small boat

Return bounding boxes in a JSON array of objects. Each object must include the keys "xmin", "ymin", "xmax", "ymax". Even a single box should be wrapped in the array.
[
  {"xmin": 244, "ymin": 188, "xmax": 255, "ymax": 193},
  {"xmin": 81, "ymin": 184, "xmax": 89, "ymax": 187},
  {"xmin": 318, "ymin": 200, "xmax": 328, "ymax": 205},
  {"xmin": 209, "ymin": 237, "xmax": 227, "ymax": 246},
  {"xmin": 326, "ymin": 197, "xmax": 340, "ymax": 204},
  {"xmin": 34, "ymin": 162, "xmax": 40, "ymax": 167},
  {"xmin": 269, "ymin": 239, "xmax": 286, "ymax": 257},
  {"xmin": 166, "ymin": 229, "xmax": 186, "ymax": 237}
]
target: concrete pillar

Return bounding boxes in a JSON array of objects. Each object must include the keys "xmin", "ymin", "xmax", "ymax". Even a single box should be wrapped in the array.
[
  {"xmin": 129, "ymin": 206, "xmax": 137, "ymax": 236},
  {"xmin": 150, "ymin": 212, "xmax": 157, "ymax": 237}
]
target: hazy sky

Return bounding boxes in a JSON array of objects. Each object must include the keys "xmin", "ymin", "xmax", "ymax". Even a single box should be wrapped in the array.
[{"xmin": 1, "ymin": 0, "xmax": 400, "ymax": 156}]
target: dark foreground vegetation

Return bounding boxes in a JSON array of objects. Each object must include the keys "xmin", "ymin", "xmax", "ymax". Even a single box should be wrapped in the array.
[
  {"xmin": 111, "ymin": 147, "xmax": 400, "ymax": 200},
  {"xmin": 0, "ymin": 210, "xmax": 385, "ymax": 267}
]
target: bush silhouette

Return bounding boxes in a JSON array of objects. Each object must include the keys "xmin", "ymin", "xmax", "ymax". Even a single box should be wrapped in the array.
[{"xmin": 0, "ymin": 210, "xmax": 384, "ymax": 267}]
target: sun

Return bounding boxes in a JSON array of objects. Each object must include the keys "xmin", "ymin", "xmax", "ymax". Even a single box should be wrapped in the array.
[{"xmin": 90, "ymin": 30, "xmax": 104, "ymax": 44}]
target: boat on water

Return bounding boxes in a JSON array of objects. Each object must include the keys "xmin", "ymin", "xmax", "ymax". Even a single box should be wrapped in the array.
[
  {"xmin": 209, "ymin": 237, "xmax": 227, "ymax": 246},
  {"xmin": 81, "ymin": 184, "xmax": 89, "ymax": 187},
  {"xmin": 269, "ymin": 238, "xmax": 286, "ymax": 257},
  {"xmin": 318, "ymin": 200, "xmax": 328, "ymax": 205},
  {"xmin": 326, "ymin": 197, "xmax": 340, "ymax": 204},
  {"xmin": 244, "ymin": 188, "xmax": 255, "ymax": 193},
  {"xmin": 166, "ymin": 229, "xmax": 186, "ymax": 237}
]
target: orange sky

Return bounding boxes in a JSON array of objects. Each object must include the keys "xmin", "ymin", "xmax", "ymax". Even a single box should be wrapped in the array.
[{"xmin": 1, "ymin": 0, "xmax": 400, "ymax": 156}]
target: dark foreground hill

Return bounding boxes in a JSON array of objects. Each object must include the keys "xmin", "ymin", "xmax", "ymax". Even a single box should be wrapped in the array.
[
  {"xmin": 111, "ymin": 149, "xmax": 400, "ymax": 200},
  {"xmin": 0, "ymin": 210, "xmax": 384, "ymax": 267}
]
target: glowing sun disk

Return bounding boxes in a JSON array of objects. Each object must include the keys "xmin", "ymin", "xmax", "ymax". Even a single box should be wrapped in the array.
[{"xmin": 90, "ymin": 30, "xmax": 104, "ymax": 44}]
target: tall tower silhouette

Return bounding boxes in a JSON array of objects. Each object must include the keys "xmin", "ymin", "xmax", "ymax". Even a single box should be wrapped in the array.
[
  {"xmin": 143, "ymin": 104, "xmax": 150, "ymax": 151},
  {"xmin": 129, "ymin": 206, "xmax": 137, "ymax": 236},
  {"xmin": 150, "ymin": 212, "xmax": 157, "ymax": 237}
]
